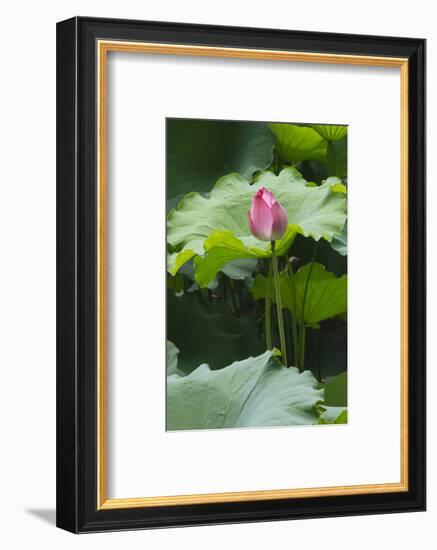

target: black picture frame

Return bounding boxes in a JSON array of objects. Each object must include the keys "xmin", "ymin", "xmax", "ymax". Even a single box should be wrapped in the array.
[{"xmin": 57, "ymin": 16, "xmax": 426, "ymax": 533}]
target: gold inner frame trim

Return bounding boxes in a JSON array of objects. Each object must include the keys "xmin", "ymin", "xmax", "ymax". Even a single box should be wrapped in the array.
[{"xmin": 97, "ymin": 39, "xmax": 409, "ymax": 510}]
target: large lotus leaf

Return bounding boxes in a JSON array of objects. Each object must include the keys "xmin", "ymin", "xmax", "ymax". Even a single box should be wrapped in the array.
[
  {"xmin": 251, "ymin": 262, "xmax": 347, "ymax": 327},
  {"xmin": 317, "ymin": 371, "xmax": 348, "ymax": 424},
  {"xmin": 324, "ymin": 371, "xmax": 347, "ymax": 406},
  {"xmin": 166, "ymin": 119, "xmax": 275, "ymax": 199},
  {"xmin": 193, "ymin": 227, "xmax": 297, "ymax": 288},
  {"xmin": 270, "ymin": 123, "xmax": 328, "ymax": 163},
  {"xmin": 177, "ymin": 259, "xmax": 220, "ymax": 292},
  {"xmin": 166, "ymin": 341, "xmax": 183, "ymax": 376},
  {"xmin": 318, "ymin": 406, "xmax": 347, "ymax": 424},
  {"xmin": 181, "ymin": 258, "xmax": 257, "ymax": 290},
  {"xmin": 166, "ymin": 350, "xmax": 324, "ymax": 430},
  {"xmin": 319, "ymin": 371, "xmax": 347, "ymax": 424},
  {"xmin": 327, "ymin": 136, "xmax": 347, "ymax": 180},
  {"xmin": 221, "ymin": 258, "xmax": 258, "ymax": 281},
  {"xmin": 167, "ymin": 292, "xmax": 264, "ymax": 373},
  {"xmin": 167, "ymin": 168, "xmax": 347, "ymax": 285},
  {"xmin": 330, "ymin": 223, "xmax": 347, "ymax": 256},
  {"xmin": 310, "ymin": 125, "xmax": 347, "ymax": 142}
]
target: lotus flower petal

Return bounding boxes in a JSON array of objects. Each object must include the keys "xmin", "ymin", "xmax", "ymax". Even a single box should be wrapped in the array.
[
  {"xmin": 248, "ymin": 187, "xmax": 288, "ymax": 241},
  {"xmin": 270, "ymin": 201, "xmax": 288, "ymax": 240}
]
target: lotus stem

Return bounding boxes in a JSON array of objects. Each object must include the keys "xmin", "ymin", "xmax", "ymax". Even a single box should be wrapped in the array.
[
  {"xmin": 271, "ymin": 241, "xmax": 288, "ymax": 367},
  {"xmin": 265, "ymin": 260, "xmax": 273, "ymax": 350}
]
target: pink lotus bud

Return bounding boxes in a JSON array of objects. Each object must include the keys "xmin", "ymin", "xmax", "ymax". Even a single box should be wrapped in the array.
[{"xmin": 247, "ymin": 188, "xmax": 288, "ymax": 241}]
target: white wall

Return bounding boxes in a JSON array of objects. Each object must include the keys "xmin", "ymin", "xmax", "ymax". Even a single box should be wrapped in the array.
[{"xmin": 0, "ymin": 1, "xmax": 433, "ymax": 548}]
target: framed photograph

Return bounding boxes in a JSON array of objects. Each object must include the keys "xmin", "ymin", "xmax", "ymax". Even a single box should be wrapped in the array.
[{"xmin": 56, "ymin": 17, "xmax": 426, "ymax": 533}]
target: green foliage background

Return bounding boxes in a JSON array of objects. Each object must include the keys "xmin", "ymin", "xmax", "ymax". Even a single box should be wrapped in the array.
[{"xmin": 166, "ymin": 119, "xmax": 348, "ymax": 430}]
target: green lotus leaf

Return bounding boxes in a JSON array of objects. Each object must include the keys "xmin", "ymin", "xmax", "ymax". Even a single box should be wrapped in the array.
[
  {"xmin": 166, "ymin": 350, "xmax": 324, "ymax": 430},
  {"xmin": 330, "ymin": 182, "xmax": 347, "ymax": 194},
  {"xmin": 167, "ymin": 272, "xmax": 185, "ymax": 296},
  {"xmin": 270, "ymin": 123, "xmax": 347, "ymax": 178},
  {"xmin": 221, "ymin": 258, "xmax": 258, "ymax": 280},
  {"xmin": 322, "ymin": 176, "xmax": 346, "ymax": 194},
  {"xmin": 310, "ymin": 125, "xmax": 348, "ymax": 142},
  {"xmin": 318, "ymin": 406, "xmax": 348, "ymax": 424},
  {"xmin": 327, "ymin": 136, "xmax": 348, "ymax": 180},
  {"xmin": 166, "ymin": 119, "xmax": 275, "ymax": 199},
  {"xmin": 324, "ymin": 371, "xmax": 347, "ymax": 406},
  {"xmin": 251, "ymin": 262, "xmax": 347, "ymax": 327},
  {"xmin": 317, "ymin": 371, "xmax": 348, "ymax": 424},
  {"xmin": 270, "ymin": 123, "xmax": 328, "ymax": 163},
  {"xmin": 167, "ymin": 249, "xmax": 197, "ymax": 276},
  {"xmin": 183, "ymin": 257, "xmax": 257, "ymax": 287},
  {"xmin": 330, "ymin": 223, "xmax": 347, "ymax": 256},
  {"xmin": 166, "ymin": 340, "xmax": 182, "ymax": 376},
  {"xmin": 167, "ymin": 168, "xmax": 347, "ymax": 286},
  {"xmin": 193, "ymin": 227, "xmax": 297, "ymax": 288}
]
